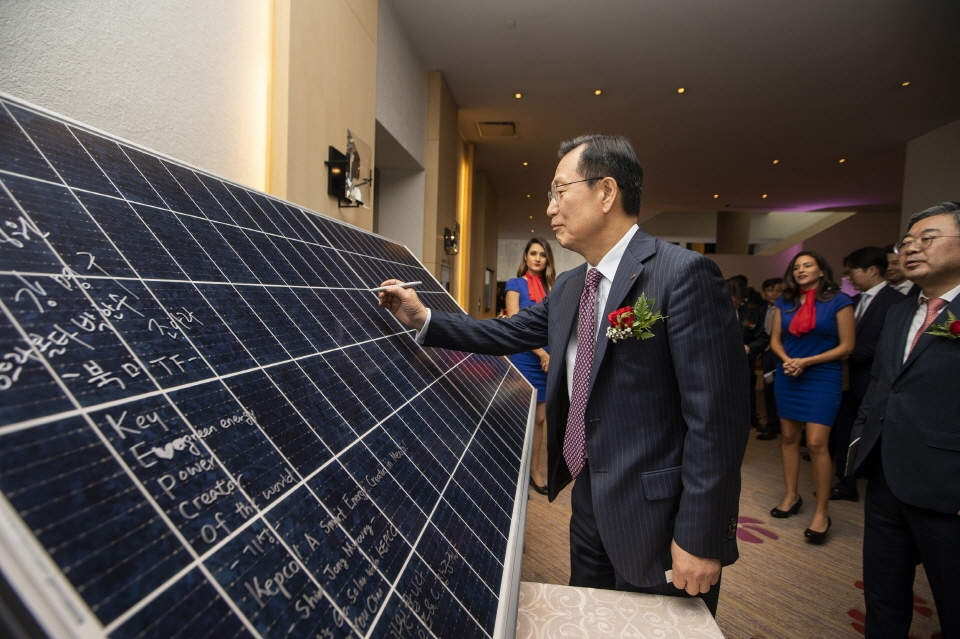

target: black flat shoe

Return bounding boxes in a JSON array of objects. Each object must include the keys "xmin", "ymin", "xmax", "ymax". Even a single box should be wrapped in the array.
[
  {"xmin": 529, "ymin": 478, "xmax": 548, "ymax": 495},
  {"xmin": 756, "ymin": 431, "xmax": 778, "ymax": 440},
  {"xmin": 804, "ymin": 517, "xmax": 831, "ymax": 544},
  {"xmin": 770, "ymin": 496, "xmax": 802, "ymax": 518},
  {"xmin": 829, "ymin": 486, "xmax": 860, "ymax": 502}
]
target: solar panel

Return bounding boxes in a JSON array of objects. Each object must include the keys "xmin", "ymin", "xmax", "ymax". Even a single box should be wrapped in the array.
[{"xmin": 0, "ymin": 94, "xmax": 534, "ymax": 639}]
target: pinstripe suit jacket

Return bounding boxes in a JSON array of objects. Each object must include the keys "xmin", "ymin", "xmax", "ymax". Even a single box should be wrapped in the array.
[{"xmin": 422, "ymin": 229, "xmax": 750, "ymax": 586}]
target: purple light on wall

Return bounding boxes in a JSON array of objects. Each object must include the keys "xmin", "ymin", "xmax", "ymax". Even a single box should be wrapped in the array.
[{"xmin": 777, "ymin": 198, "xmax": 884, "ymax": 213}]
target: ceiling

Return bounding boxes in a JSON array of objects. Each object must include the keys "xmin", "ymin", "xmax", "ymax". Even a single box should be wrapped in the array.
[{"xmin": 390, "ymin": 0, "xmax": 960, "ymax": 239}]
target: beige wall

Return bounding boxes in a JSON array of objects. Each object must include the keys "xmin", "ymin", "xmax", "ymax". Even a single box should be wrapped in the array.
[
  {"xmin": 423, "ymin": 71, "xmax": 463, "ymax": 298},
  {"xmin": 271, "ymin": 0, "xmax": 378, "ymax": 230},
  {"xmin": 902, "ymin": 118, "xmax": 960, "ymax": 231},
  {"xmin": 0, "ymin": 1, "xmax": 271, "ymax": 190},
  {"xmin": 469, "ymin": 172, "xmax": 500, "ymax": 318},
  {"xmin": 708, "ymin": 211, "xmax": 902, "ymax": 287}
]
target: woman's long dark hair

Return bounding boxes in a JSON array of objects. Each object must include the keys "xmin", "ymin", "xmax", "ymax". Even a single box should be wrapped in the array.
[
  {"xmin": 781, "ymin": 250, "xmax": 840, "ymax": 311},
  {"xmin": 516, "ymin": 238, "xmax": 555, "ymax": 291}
]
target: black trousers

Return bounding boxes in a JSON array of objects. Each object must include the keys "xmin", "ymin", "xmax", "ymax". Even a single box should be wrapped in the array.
[
  {"xmin": 761, "ymin": 350, "xmax": 780, "ymax": 433},
  {"xmin": 568, "ymin": 463, "xmax": 721, "ymax": 616},
  {"xmin": 830, "ymin": 389, "xmax": 860, "ymax": 494},
  {"xmin": 863, "ymin": 470, "xmax": 960, "ymax": 638}
]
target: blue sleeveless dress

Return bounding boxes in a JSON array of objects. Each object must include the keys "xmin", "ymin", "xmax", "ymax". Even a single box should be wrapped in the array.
[
  {"xmin": 774, "ymin": 293, "xmax": 853, "ymax": 425},
  {"xmin": 505, "ymin": 277, "xmax": 548, "ymax": 402}
]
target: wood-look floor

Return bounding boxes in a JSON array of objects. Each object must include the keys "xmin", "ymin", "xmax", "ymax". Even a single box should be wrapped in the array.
[{"xmin": 519, "ymin": 430, "xmax": 943, "ymax": 638}]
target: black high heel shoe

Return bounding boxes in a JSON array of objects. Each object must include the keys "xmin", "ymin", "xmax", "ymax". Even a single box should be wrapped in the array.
[
  {"xmin": 804, "ymin": 517, "xmax": 831, "ymax": 544},
  {"xmin": 770, "ymin": 496, "xmax": 803, "ymax": 518},
  {"xmin": 529, "ymin": 477, "xmax": 548, "ymax": 495}
]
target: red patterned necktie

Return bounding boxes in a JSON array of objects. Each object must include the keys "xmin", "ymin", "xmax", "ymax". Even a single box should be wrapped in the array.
[
  {"xmin": 563, "ymin": 268, "xmax": 603, "ymax": 479},
  {"xmin": 909, "ymin": 297, "xmax": 948, "ymax": 353}
]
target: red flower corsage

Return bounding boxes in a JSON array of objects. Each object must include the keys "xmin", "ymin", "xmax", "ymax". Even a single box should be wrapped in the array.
[{"xmin": 605, "ymin": 293, "xmax": 665, "ymax": 342}]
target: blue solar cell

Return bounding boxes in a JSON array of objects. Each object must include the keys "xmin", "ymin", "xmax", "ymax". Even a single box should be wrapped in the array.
[
  {"xmin": 222, "ymin": 368, "xmax": 332, "ymax": 475},
  {"xmin": 124, "ymin": 145, "xmax": 206, "ymax": 216},
  {"xmin": 133, "ymin": 204, "xmax": 224, "ymax": 282},
  {"xmin": 7, "ymin": 104, "xmax": 121, "ymax": 197},
  {"xmin": 0, "ymin": 416, "xmax": 193, "ymax": 625},
  {"xmin": 0, "ymin": 95, "xmax": 532, "ymax": 639},
  {"xmin": 0, "ymin": 104, "xmax": 62, "ymax": 182},
  {"xmin": 264, "ymin": 360, "xmax": 358, "ymax": 459},
  {"xmin": 1, "ymin": 173, "xmax": 137, "ymax": 278},
  {"xmin": 76, "ymin": 190, "xmax": 184, "ymax": 281},
  {"xmin": 71, "ymin": 128, "xmax": 167, "ymax": 208},
  {"xmin": 110, "ymin": 568, "xmax": 254, "ymax": 639}
]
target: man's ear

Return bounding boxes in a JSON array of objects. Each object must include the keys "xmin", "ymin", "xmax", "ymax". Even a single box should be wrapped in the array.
[{"xmin": 599, "ymin": 177, "xmax": 619, "ymax": 214}]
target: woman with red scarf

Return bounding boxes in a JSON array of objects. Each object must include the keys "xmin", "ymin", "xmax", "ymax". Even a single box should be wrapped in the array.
[
  {"xmin": 504, "ymin": 238, "xmax": 555, "ymax": 495},
  {"xmin": 769, "ymin": 251, "xmax": 855, "ymax": 543}
]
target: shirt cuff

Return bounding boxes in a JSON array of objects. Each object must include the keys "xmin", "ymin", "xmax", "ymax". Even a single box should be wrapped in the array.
[{"xmin": 414, "ymin": 309, "xmax": 432, "ymax": 344}]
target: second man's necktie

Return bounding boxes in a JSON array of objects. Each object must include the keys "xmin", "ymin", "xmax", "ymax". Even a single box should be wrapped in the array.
[{"xmin": 909, "ymin": 297, "xmax": 947, "ymax": 353}]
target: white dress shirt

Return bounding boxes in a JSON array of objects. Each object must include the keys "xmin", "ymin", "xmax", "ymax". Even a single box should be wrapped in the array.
[
  {"xmin": 564, "ymin": 225, "xmax": 640, "ymax": 398},
  {"xmin": 764, "ymin": 304, "xmax": 776, "ymax": 336},
  {"xmin": 903, "ymin": 282, "xmax": 960, "ymax": 362},
  {"xmin": 855, "ymin": 280, "xmax": 888, "ymax": 323},
  {"xmin": 893, "ymin": 279, "xmax": 915, "ymax": 295},
  {"xmin": 417, "ymin": 224, "xmax": 641, "ymax": 401}
]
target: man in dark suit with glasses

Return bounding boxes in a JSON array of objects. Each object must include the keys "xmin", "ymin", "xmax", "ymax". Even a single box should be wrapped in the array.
[
  {"xmin": 850, "ymin": 201, "xmax": 960, "ymax": 637},
  {"xmin": 379, "ymin": 135, "xmax": 748, "ymax": 615}
]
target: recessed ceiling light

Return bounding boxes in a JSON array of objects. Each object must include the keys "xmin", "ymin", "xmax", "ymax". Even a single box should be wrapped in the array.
[
  {"xmin": 594, "ymin": 90, "xmax": 602, "ymax": 96},
  {"xmin": 762, "ymin": 194, "xmax": 768, "ymax": 199},
  {"xmin": 526, "ymin": 194, "xmax": 531, "ymax": 198},
  {"xmin": 522, "ymin": 161, "xmax": 529, "ymax": 166},
  {"xmin": 531, "ymin": 229, "xmax": 535, "ymax": 233},
  {"xmin": 772, "ymin": 159, "xmax": 780, "ymax": 165},
  {"xmin": 901, "ymin": 81, "xmax": 910, "ymax": 87},
  {"xmin": 529, "ymin": 215, "xmax": 533, "ymax": 219},
  {"xmin": 677, "ymin": 87, "xmax": 685, "ymax": 94},
  {"xmin": 839, "ymin": 158, "xmax": 846, "ymax": 163},
  {"xmin": 713, "ymin": 194, "xmax": 719, "ymax": 199},
  {"xmin": 515, "ymin": 93, "xmax": 522, "ymax": 99}
]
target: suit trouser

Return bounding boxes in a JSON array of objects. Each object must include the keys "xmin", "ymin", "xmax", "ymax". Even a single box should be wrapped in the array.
[
  {"xmin": 863, "ymin": 469, "xmax": 960, "ymax": 638},
  {"xmin": 568, "ymin": 462, "xmax": 721, "ymax": 616},
  {"xmin": 830, "ymin": 389, "xmax": 860, "ymax": 494},
  {"xmin": 761, "ymin": 350, "xmax": 780, "ymax": 433}
]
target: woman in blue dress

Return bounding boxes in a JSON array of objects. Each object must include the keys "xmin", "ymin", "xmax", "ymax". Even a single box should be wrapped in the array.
[
  {"xmin": 769, "ymin": 251, "xmax": 855, "ymax": 543},
  {"xmin": 504, "ymin": 238, "xmax": 555, "ymax": 495}
]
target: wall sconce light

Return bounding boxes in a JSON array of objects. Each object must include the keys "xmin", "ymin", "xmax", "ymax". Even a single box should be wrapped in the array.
[
  {"xmin": 325, "ymin": 146, "xmax": 351, "ymax": 206},
  {"xmin": 444, "ymin": 224, "xmax": 460, "ymax": 255},
  {"xmin": 325, "ymin": 130, "xmax": 372, "ymax": 208}
]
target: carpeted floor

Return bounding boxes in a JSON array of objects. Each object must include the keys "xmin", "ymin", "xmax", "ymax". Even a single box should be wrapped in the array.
[{"xmin": 519, "ymin": 431, "xmax": 943, "ymax": 638}]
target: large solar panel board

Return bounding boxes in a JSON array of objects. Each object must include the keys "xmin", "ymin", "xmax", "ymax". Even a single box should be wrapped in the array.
[{"xmin": 0, "ymin": 93, "xmax": 535, "ymax": 639}]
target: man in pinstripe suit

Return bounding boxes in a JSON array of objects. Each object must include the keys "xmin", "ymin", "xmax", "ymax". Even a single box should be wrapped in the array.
[{"xmin": 379, "ymin": 135, "xmax": 749, "ymax": 614}]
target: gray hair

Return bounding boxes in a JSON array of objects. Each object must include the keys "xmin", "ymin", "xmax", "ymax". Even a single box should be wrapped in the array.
[{"xmin": 906, "ymin": 201, "xmax": 960, "ymax": 232}]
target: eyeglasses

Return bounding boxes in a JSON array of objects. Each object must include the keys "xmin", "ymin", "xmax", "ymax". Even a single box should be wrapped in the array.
[
  {"xmin": 893, "ymin": 235, "xmax": 960, "ymax": 254},
  {"xmin": 842, "ymin": 268, "xmax": 862, "ymax": 279},
  {"xmin": 547, "ymin": 177, "xmax": 604, "ymax": 205}
]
